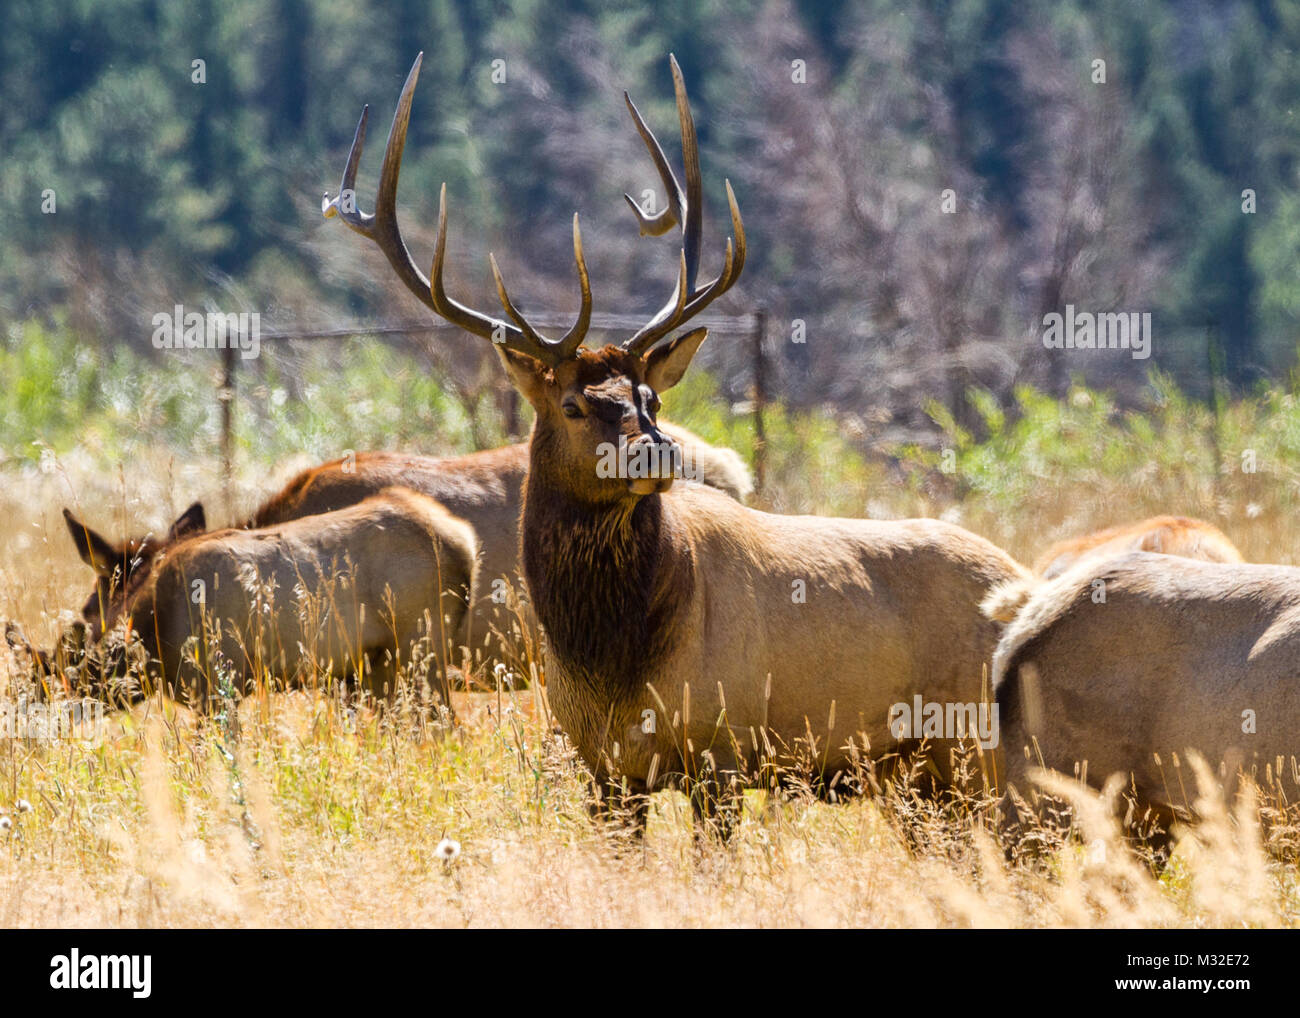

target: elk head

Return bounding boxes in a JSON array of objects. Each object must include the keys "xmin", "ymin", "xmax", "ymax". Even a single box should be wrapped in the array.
[
  {"xmin": 65, "ymin": 502, "xmax": 205, "ymax": 640},
  {"xmin": 25, "ymin": 503, "xmax": 205, "ymax": 704},
  {"xmin": 322, "ymin": 53, "xmax": 744, "ymax": 507}
]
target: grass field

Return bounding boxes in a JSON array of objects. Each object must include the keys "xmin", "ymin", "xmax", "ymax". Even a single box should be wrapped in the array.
[
  {"xmin": 4, "ymin": 337, "xmax": 1300, "ymax": 928},
  {"xmin": 0, "ymin": 630, "xmax": 1293, "ymax": 928}
]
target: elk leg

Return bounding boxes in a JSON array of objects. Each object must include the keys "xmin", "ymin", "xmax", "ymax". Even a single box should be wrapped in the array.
[
  {"xmin": 436, "ymin": 591, "xmax": 473, "ymax": 694},
  {"xmin": 361, "ymin": 649, "xmax": 399, "ymax": 702},
  {"xmin": 690, "ymin": 767, "xmax": 744, "ymax": 843},
  {"xmin": 171, "ymin": 637, "xmax": 213, "ymax": 713},
  {"xmin": 395, "ymin": 618, "xmax": 456, "ymax": 724},
  {"xmin": 420, "ymin": 653, "xmax": 455, "ymax": 726},
  {"xmin": 1122, "ymin": 796, "xmax": 1179, "ymax": 874},
  {"xmin": 587, "ymin": 775, "xmax": 649, "ymax": 839}
]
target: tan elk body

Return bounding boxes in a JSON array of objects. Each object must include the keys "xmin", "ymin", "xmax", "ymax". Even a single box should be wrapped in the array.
[
  {"xmin": 324, "ymin": 53, "xmax": 1029, "ymax": 831},
  {"xmin": 1032, "ymin": 515, "xmax": 1242, "ymax": 579},
  {"xmin": 993, "ymin": 551, "xmax": 1300, "ymax": 840},
  {"xmin": 527, "ymin": 457, "xmax": 1028, "ymax": 804},
  {"xmin": 80, "ymin": 487, "xmax": 476, "ymax": 708}
]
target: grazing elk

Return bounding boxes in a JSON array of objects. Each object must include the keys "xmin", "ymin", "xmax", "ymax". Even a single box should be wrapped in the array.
[
  {"xmin": 59, "ymin": 488, "xmax": 477, "ymax": 711},
  {"xmin": 4, "ymin": 503, "xmax": 212, "ymax": 694},
  {"xmin": 993, "ymin": 551, "xmax": 1300, "ymax": 859},
  {"xmin": 323, "ymin": 53, "xmax": 1030, "ymax": 835},
  {"xmin": 982, "ymin": 515, "xmax": 1243, "ymax": 623}
]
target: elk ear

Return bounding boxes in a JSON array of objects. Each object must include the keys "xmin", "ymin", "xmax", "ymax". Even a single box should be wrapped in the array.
[
  {"xmin": 495, "ymin": 346, "xmax": 552, "ymax": 409},
  {"xmin": 645, "ymin": 328, "xmax": 708, "ymax": 393},
  {"xmin": 63, "ymin": 509, "xmax": 117, "ymax": 575},
  {"xmin": 168, "ymin": 501, "xmax": 206, "ymax": 541}
]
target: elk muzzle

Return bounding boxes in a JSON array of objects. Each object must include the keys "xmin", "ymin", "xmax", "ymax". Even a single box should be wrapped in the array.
[{"xmin": 624, "ymin": 433, "xmax": 681, "ymax": 495}]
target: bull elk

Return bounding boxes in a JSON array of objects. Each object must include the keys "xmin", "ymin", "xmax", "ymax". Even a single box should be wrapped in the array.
[
  {"xmin": 58, "ymin": 488, "xmax": 477, "ymax": 711},
  {"xmin": 993, "ymin": 550, "xmax": 1300, "ymax": 861},
  {"xmin": 324, "ymin": 53, "xmax": 1029, "ymax": 834}
]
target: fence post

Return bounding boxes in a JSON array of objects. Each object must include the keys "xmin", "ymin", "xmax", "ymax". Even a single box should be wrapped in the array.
[
  {"xmin": 1205, "ymin": 314, "xmax": 1225, "ymax": 505},
  {"xmin": 220, "ymin": 343, "xmax": 236, "ymax": 521},
  {"xmin": 752, "ymin": 309, "xmax": 767, "ymax": 497}
]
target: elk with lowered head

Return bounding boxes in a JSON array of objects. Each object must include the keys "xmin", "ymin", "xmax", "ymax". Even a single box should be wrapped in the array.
[
  {"xmin": 56, "ymin": 488, "xmax": 476, "ymax": 712},
  {"xmin": 324, "ymin": 54, "xmax": 1029, "ymax": 835}
]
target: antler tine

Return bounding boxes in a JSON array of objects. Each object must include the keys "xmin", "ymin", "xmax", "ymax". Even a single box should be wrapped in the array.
[
  {"xmin": 427, "ymin": 179, "xmax": 592, "ymax": 364},
  {"xmin": 622, "ymin": 55, "xmax": 746, "ymax": 356},
  {"xmin": 432, "ymin": 185, "xmax": 593, "ymax": 365},
  {"xmin": 322, "ymin": 53, "xmax": 438, "ymax": 314},
  {"xmin": 488, "ymin": 253, "xmax": 548, "ymax": 346},
  {"xmin": 558, "ymin": 213, "xmax": 593, "ymax": 357},
  {"xmin": 672, "ymin": 55, "xmax": 704, "ymax": 295},
  {"xmin": 430, "ymin": 183, "xmax": 526, "ymax": 352},
  {"xmin": 622, "ymin": 92, "xmax": 684, "ymax": 237},
  {"xmin": 487, "ymin": 213, "xmax": 593, "ymax": 359}
]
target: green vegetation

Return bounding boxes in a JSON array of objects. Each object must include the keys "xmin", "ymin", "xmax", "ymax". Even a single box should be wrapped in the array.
[
  {"xmin": 0, "ymin": 320, "xmax": 493, "ymax": 469},
  {"xmin": 7, "ymin": 0, "xmax": 1300, "ymax": 428},
  {"xmin": 7, "ymin": 320, "xmax": 1300, "ymax": 568}
]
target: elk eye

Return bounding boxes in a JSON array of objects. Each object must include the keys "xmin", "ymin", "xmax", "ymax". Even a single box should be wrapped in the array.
[
  {"xmin": 641, "ymin": 386, "xmax": 661, "ymax": 416},
  {"xmin": 562, "ymin": 398, "xmax": 585, "ymax": 419}
]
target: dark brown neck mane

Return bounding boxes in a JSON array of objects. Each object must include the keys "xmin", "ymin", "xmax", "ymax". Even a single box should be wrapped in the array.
[{"xmin": 520, "ymin": 438, "xmax": 693, "ymax": 699}]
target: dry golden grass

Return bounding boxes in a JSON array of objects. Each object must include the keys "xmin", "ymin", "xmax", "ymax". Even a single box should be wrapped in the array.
[{"xmin": 2, "ymin": 450, "xmax": 1299, "ymax": 928}]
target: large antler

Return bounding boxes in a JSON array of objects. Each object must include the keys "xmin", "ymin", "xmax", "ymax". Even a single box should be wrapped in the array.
[
  {"xmin": 620, "ymin": 55, "xmax": 746, "ymax": 355},
  {"xmin": 323, "ymin": 53, "xmax": 592, "ymax": 366},
  {"xmin": 324, "ymin": 53, "xmax": 739, "ymax": 364}
]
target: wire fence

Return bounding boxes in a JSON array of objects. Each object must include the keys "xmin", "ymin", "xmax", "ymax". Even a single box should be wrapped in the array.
[{"xmin": 216, "ymin": 310, "xmax": 769, "ymax": 513}]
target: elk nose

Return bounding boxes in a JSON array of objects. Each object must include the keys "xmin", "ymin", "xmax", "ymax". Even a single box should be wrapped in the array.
[
  {"xmin": 628, "ymin": 433, "xmax": 680, "ymax": 475},
  {"xmin": 624, "ymin": 433, "xmax": 681, "ymax": 495}
]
